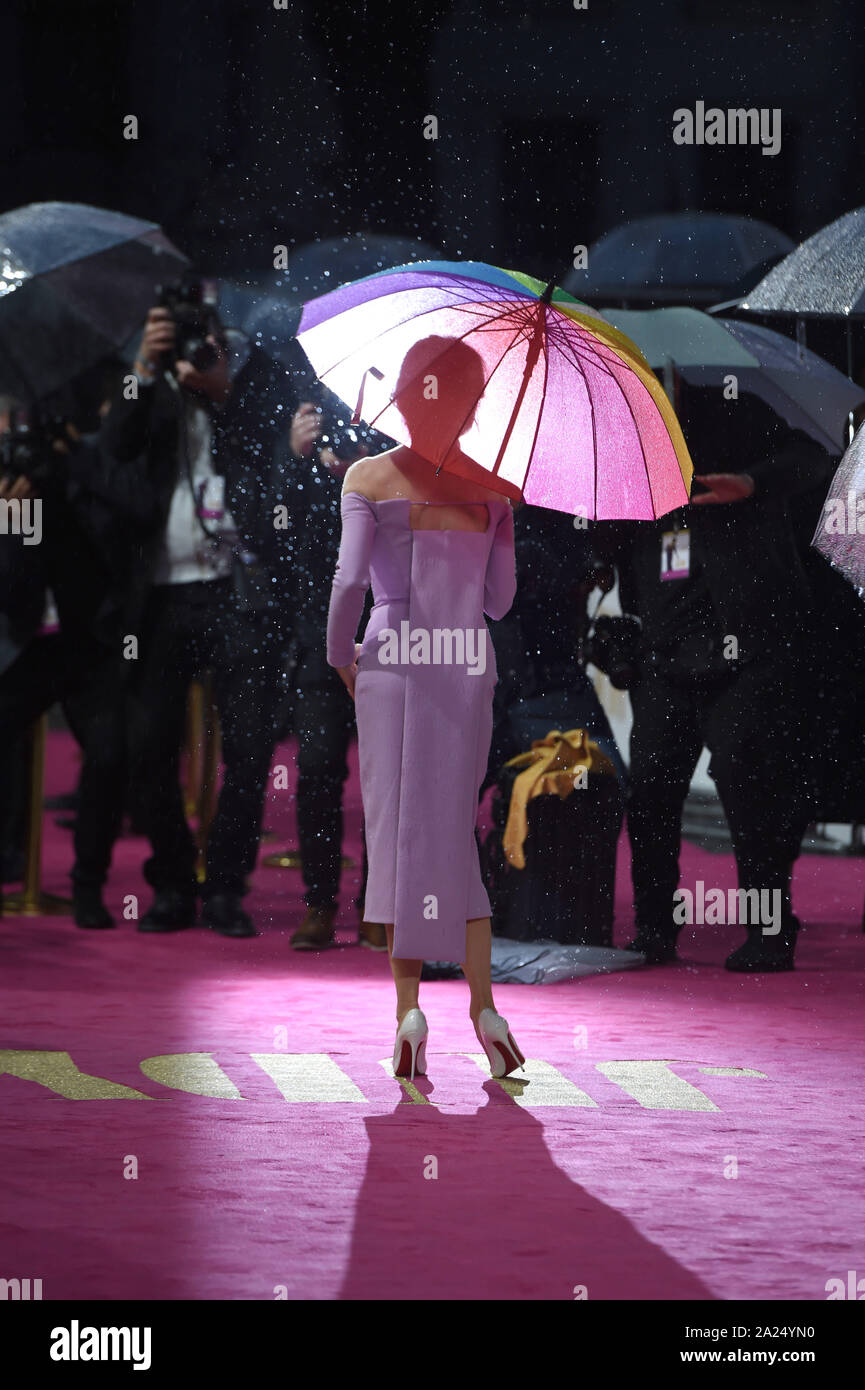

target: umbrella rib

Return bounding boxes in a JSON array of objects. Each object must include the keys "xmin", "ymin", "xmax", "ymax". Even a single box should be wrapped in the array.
[
  {"xmin": 637, "ymin": 370, "xmax": 661, "ymax": 517},
  {"xmin": 302, "ymin": 269, "xmax": 687, "ymax": 517},
  {"xmin": 601, "ymin": 354, "xmax": 657, "ymax": 518},
  {"xmin": 546, "ymin": 312, "xmax": 622, "ymax": 381},
  {"xmin": 346, "ymin": 299, "xmax": 543, "ymax": 457},
  {"xmin": 416, "ymin": 306, "xmax": 543, "ymax": 467},
  {"xmin": 549, "ymin": 315, "xmax": 657, "ymax": 517},
  {"xmin": 487, "ymin": 301, "xmax": 546, "ymax": 479},
  {"xmin": 309, "ymin": 288, "xmax": 522, "ymax": 389},
  {"xmin": 589, "ymin": 359, "xmax": 599, "ymax": 522},
  {"xmin": 552, "ymin": 306, "xmax": 691, "ymax": 517},
  {"xmin": 519, "ymin": 305, "xmax": 551, "ymax": 499}
]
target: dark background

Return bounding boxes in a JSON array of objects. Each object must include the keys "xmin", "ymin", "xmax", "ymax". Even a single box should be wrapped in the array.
[{"xmin": 3, "ymin": 0, "xmax": 864, "ymax": 280}]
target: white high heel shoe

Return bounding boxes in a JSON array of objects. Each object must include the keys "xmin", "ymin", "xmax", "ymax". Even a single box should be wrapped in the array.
[
  {"xmin": 476, "ymin": 1008, "xmax": 526, "ymax": 1078},
  {"xmin": 393, "ymin": 1008, "xmax": 428, "ymax": 1082}
]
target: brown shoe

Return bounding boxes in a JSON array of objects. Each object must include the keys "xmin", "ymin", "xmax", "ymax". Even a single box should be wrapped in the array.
[
  {"xmin": 290, "ymin": 905, "xmax": 337, "ymax": 951},
  {"xmin": 358, "ymin": 920, "xmax": 388, "ymax": 952}
]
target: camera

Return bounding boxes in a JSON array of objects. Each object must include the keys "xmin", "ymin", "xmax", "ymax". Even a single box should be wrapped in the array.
[
  {"xmin": 0, "ymin": 408, "xmax": 66, "ymax": 487},
  {"xmin": 319, "ymin": 416, "xmax": 369, "ymax": 462},
  {"xmin": 156, "ymin": 273, "xmax": 223, "ymax": 372},
  {"xmin": 580, "ymin": 614, "xmax": 643, "ymax": 690}
]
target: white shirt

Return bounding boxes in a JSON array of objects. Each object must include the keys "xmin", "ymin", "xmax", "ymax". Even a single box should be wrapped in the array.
[{"xmin": 152, "ymin": 377, "xmax": 238, "ymax": 585}]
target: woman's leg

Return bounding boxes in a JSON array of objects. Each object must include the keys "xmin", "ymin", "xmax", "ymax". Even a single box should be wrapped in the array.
[
  {"xmin": 386, "ymin": 926, "xmax": 423, "ymax": 1024},
  {"xmin": 463, "ymin": 916, "xmax": 495, "ymax": 1027}
]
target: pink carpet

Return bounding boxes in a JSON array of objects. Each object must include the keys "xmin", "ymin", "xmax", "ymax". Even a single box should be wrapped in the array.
[{"xmin": 1, "ymin": 731, "xmax": 863, "ymax": 1301}]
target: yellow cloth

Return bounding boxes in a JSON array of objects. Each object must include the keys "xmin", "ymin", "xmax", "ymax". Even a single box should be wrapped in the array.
[{"xmin": 502, "ymin": 728, "xmax": 616, "ymax": 870}]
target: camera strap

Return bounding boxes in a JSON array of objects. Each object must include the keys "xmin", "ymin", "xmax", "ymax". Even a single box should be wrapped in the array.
[{"xmin": 175, "ymin": 388, "xmax": 226, "ymax": 551}]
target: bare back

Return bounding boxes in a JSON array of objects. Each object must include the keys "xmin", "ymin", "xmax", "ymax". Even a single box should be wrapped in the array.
[{"xmin": 343, "ymin": 446, "xmax": 514, "ymax": 532}]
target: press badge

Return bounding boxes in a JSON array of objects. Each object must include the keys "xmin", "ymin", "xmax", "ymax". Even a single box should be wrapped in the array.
[
  {"xmin": 660, "ymin": 528, "xmax": 690, "ymax": 580},
  {"xmin": 197, "ymin": 475, "xmax": 225, "ymax": 522}
]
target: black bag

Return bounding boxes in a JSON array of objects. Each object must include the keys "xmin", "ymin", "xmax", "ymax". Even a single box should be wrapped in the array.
[{"xmin": 482, "ymin": 758, "xmax": 624, "ymax": 947}]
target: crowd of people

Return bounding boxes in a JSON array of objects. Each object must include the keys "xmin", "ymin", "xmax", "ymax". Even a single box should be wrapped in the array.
[{"xmin": 1, "ymin": 269, "xmax": 861, "ymax": 974}]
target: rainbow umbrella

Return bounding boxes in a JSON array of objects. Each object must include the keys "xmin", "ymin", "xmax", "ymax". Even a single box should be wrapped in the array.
[{"xmin": 296, "ymin": 260, "xmax": 692, "ymax": 519}]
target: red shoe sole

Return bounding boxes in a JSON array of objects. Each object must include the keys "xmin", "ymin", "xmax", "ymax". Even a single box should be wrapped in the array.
[
  {"xmin": 493, "ymin": 1037, "xmax": 525, "ymax": 1077},
  {"xmin": 393, "ymin": 1039, "xmax": 426, "ymax": 1079},
  {"xmin": 394, "ymin": 1040, "xmax": 413, "ymax": 1077}
]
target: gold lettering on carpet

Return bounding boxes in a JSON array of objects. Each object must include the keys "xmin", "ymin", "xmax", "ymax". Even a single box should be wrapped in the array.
[
  {"xmin": 139, "ymin": 1053, "xmax": 242, "ymax": 1098},
  {"xmin": 0, "ymin": 1050, "xmax": 151, "ymax": 1099}
]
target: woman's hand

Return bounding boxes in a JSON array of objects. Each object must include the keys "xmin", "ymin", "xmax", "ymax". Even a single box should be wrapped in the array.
[
  {"xmin": 135, "ymin": 307, "xmax": 175, "ymax": 375},
  {"xmin": 691, "ymin": 473, "xmax": 755, "ymax": 505},
  {"xmin": 290, "ymin": 402, "xmax": 323, "ymax": 458},
  {"xmin": 336, "ymin": 644, "xmax": 362, "ymax": 699}
]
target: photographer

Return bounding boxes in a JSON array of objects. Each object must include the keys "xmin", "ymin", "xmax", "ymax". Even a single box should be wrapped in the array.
[
  {"xmin": 271, "ymin": 348, "xmax": 383, "ymax": 952},
  {"xmin": 98, "ymin": 281, "xmax": 294, "ymax": 938},
  {"xmin": 0, "ymin": 367, "xmax": 133, "ymax": 926},
  {"xmin": 591, "ymin": 384, "xmax": 836, "ymax": 973}
]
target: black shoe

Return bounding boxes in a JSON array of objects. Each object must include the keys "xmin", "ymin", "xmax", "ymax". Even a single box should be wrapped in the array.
[
  {"xmin": 624, "ymin": 929, "xmax": 679, "ymax": 964},
  {"xmin": 73, "ymin": 886, "xmax": 115, "ymax": 930},
  {"xmin": 725, "ymin": 928, "xmax": 797, "ymax": 973},
  {"xmin": 201, "ymin": 892, "xmax": 257, "ymax": 938},
  {"xmin": 138, "ymin": 889, "xmax": 198, "ymax": 933}
]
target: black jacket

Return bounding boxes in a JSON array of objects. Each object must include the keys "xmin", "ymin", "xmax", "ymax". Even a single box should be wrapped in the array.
[
  {"xmin": 0, "ymin": 432, "xmax": 138, "ymax": 674},
  {"xmin": 592, "ymin": 387, "xmax": 837, "ymax": 665},
  {"xmin": 0, "ymin": 531, "xmax": 46, "ymax": 676},
  {"xmin": 97, "ymin": 345, "xmax": 294, "ymax": 628}
]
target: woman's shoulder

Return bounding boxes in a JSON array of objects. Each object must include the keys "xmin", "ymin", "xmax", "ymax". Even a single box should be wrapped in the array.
[
  {"xmin": 341, "ymin": 455, "xmax": 383, "ymax": 501},
  {"xmin": 468, "ymin": 479, "xmax": 519, "ymax": 509}
]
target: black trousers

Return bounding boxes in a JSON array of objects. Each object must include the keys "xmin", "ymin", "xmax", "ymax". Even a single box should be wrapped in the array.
[
  {"xmin": 0, "ymin": 632, "xmax": 127, "ymax": 889},
  {"xmin": 128, "ymin": 578, "xmax": 283, "ymax": 898},
  {"xmin": 292, "ymin": 639, "xmax": 368, "ymax": 913},
  {"xmin": 627, "ymin": 657, "xmax": 813, "ymax": 936}
]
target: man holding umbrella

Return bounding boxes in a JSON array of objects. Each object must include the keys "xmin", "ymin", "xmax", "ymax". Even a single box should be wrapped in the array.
[{"xmin": 593, "ymin": 385, "xmax": 836, "ymax": 972}]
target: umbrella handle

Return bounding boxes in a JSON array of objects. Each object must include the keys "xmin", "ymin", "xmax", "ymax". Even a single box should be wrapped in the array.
[{"xmin": 351, "ymin": 364, "xmax": 384, "ymax": 424}]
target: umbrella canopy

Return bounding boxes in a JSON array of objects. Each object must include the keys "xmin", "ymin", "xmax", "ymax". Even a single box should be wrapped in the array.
[
  {"xmin": 216, "ymin": 280, "xmax": 274, "ymax": 334},
  {"xmin": 563, "ymin": 213, "xmax": 794, "ymax": 307},
  {"xmin": 243, "ymin": 296, "xmax": 303, "ymax": 367},
  {"xmin": 0, "ymin": 201, "xmax": 188, "ymax": 403},
  {"xmin": 218, "ymin": 234, "xmax": 443, "ymax": 338},
  {"xmin": 219, "ymin": 234, "xmax": 443, "ymax": 360},
  {"xmin": 602, "ymin": 307, "xmax": 863, "ymax": 455},
  {"xmin": 813, "ymin": 426, "xmax": 865, "ymax": 599},
  {"xmin": 701, "ymin": 318, "xmax": 863, "ymax": 455},
  {"xmin": 215, "ymin": 295, "xmax": 393, "ymax": 460},
  {"xmin": 601, "ymin": 307, "xmax": 758, "ymax": 368},
  {"xmin": 741, "ymin": 206, "xmax": 865, "ymax": 317},
  {"xmin": 276, "ymin": 232, "xmax": 442, "ymax": 306},
  {"xmin": 297, "ymin": 260, "xmax": 693, "ymax": 520}
]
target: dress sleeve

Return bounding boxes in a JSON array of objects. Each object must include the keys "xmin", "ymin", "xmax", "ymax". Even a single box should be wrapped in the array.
[
  {"xmin": 483, "ymin": 501, "xmax": 517, "ymax": 620},
  {"xmin": 327, "ymin": 491, "xmax": 377, "ymax": 666}
]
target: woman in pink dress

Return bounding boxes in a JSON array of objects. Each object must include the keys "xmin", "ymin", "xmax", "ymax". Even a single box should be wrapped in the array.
[{"xmin": 326, "ymin": 338, "xmax": 526, "ymax": 1080}]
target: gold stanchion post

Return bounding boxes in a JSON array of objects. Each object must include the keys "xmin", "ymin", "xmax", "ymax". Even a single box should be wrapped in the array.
[
  {"xmin": 4, "ymin": 715, "xmax": 72, "ymax": 916},
  {"xmin": 184, "ymin": 680, "xmax": 205, "ymax": 819}
]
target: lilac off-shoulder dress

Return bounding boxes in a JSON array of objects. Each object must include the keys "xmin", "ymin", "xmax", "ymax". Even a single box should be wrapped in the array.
[{"xmin": 327, "ymin": 493, "xmax": 516, "ymax": 960}]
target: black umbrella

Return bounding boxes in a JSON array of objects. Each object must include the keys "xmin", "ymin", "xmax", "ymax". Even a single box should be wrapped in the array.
[
  {"xmin": 0, "ymin": 201, "xmax": 188, "ymax": 403},
  {"xmin": 562, "ymin": 213, "xmax": 794, "ymax": 308}
]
